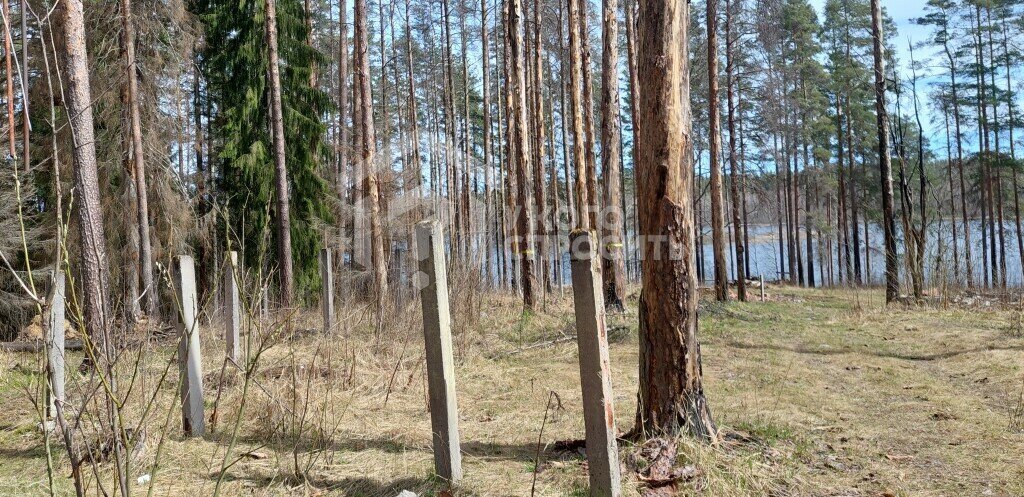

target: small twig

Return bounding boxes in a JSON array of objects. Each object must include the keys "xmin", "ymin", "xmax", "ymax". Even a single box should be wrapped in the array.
[
  {"xmin": 0, "ymin": 249, "xmax": 42, "ymax": 304},
  {"xmin": 530, "ymin": 391, "xmax": 562, "ymax": 497}
]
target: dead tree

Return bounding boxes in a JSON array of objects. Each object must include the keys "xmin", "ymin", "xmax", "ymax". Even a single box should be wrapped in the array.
[
  {"xmin": 355, "ymin": 0, "xmax": 390, "ymax": 308},
  {"xmin": 634, "ymin": 0, "xmax": 718, "ymax": 441},
  {"xmin": 599, "ymin": 0, "xmax": 626, "ymax": 309}
]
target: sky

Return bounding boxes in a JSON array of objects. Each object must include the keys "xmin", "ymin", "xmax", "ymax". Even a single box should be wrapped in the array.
[{"xmin": 807, "ymin": 0, "xmax": 952, "ymax": 147}]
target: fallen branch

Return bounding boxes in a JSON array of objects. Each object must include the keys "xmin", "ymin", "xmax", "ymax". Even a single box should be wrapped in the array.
[{"xmin": 1, "ymin": 339, "xmax": 83, "ymax": 352}]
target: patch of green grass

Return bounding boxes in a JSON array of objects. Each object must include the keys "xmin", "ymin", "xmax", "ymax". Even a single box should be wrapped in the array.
[{"xmin": 733, "ymin": 420, "xmax": 796, "ymax": 446}]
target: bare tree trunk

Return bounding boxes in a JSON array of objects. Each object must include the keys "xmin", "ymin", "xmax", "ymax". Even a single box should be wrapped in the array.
[
  {"xmin": 724, "ymin": 0, "xmax": 745, "ymax": 300},
  {"xmin": 338, "ymin": 0, "xmax": 350, "ymax": 270},
  {"xmin": 634, "ymin": 0, "xmax": 717, "ymax": 442},
  {"xmin": 481, "ymin": 0, "xmax": 493, "ymax": 286},
  {"xmin": 556, "ymin": 0, "xmax": 575, "ymax": 228},
  {"xmin": 870, "ymin": 0, "xmax": 898, "ymax": 303},
  {"xmin": 355, "ymin": 0, "xmax": 389, "ymax": 308},
  {"xmin": 531, "ymin": 0, "xmax": 551, "ymax": 294},
  {"xmin": 119, "ymin": 0, "xmax": 157, "ymax": 320},
  {"xmin": 19, "ymin": 0, "xmax": 27, "ymax": 174},
  {"xmin": 707, "ymin": 0, "xmax": 728, "ymax": 301},
  {"xmin": 58, "ymin": 0, "xmax": 111, "ymax": 351},
  {"xmin": 265, "ymin": 0, "xmax": 294, "ymax": 305},
  {"xmin": 567, "ymin": 0, "xmax": 589, "ymax": 230},
  {"xmin": 506, "ymin": 0, "xmax": 536, "ymax": 308},
  {"xmin": 599, "ymin": 0, "xmax": 625, "ymax": 309},
  {"xmin": 578, "ymin": 0, "xmax": 598, "ymax": 229}
]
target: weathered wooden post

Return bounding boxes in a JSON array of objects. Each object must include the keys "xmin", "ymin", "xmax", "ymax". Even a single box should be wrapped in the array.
[
  {"xmin": 760, "ymin": 274, "xmax": 765, "ymax": 302},
  {"xmin": 320, "ymin": 248, "xmax": 335, "ymax": 333},
  {"xmin": 569, "ymin": 230, "xmax": 622, "ymax": 497},
  {"xmin": 176, "ymin": 255, "xmax": 205, "ymax": 436},
  {"xmin": 414, "ymin": 220, "xmax": 462, "ymax": 483},
  {"xmin": 224, "ymin": 251, "xmax": 241, "ymax": 363},
  {"xmin": 46, "ymin": 270, "xmax": 65, "ymax": 419}
]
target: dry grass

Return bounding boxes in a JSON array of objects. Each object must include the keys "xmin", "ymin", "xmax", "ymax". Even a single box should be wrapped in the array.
[{"xmin": 2, "ymin": 284, "xmax": 1024, "ymax": 496}]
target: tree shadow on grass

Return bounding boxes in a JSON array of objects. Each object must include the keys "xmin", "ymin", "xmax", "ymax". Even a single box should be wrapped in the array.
[
  {"xmin": 221, "ymin": 432, "xmax": 552, "ymax": 464},
  {"xmin": 0, "ymin": 444, "xmax": 51, "ymax": 460},
  {"xmin": 717, "ymin": 340, "xmax": 1024, "ymax": 361},
  {"xmin": 211, "ymin": 470, "xmax": 432, "ymax": 495}
]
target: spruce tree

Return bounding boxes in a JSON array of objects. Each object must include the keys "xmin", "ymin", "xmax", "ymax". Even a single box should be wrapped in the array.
[{"xmin": 195, "ymin": 0, "xmax": 332, "ymax": 301}]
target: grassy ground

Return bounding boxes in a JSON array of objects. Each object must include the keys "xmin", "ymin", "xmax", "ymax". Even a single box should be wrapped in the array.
[{"xmin": 2, "ymin": 284, "xmax": 1024, "ymax": 496}]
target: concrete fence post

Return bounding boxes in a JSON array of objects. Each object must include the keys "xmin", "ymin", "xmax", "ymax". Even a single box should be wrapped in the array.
[
  {"xmin": 569, "ymin": 230, "xmax": 622, "ymax": 497},
  {"xmin": 176, "ymin": 255, "xmax": 205, "ymax": 436},
  {"xmin": 414, "ymin": 220, "xmax": 463, "ymax": 483}
]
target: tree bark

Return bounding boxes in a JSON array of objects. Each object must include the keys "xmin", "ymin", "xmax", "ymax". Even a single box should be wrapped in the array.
[
  {"xmin": 531, "ymin": 0, "xmax": 551, "ymax": 294},
  {"xmin": 481, "ymin": 0, "xmax": 493, "ymax": 286},
  {"xmin": 707, "ymin": 0, "xmax": 728, "ymax": 301},
  {"xmin": 355, "ymin": 0, "xmax": 390, "ymax": 308},
  {"xmin": 337, "ymin": 0, "xmax": 350, "ymax": 270},
  {"xmin": 120, "ymin": 0, "xmax": 157, "ymax": 319},
  {"xmin": 578, "ymin": 0, "xmax": 598, "ymax": 229},
  {"xmin": 724, "ymin": 0, "xmax": 745, "ymax": 300},
  {"xmin": 57, "ymin": 0, "xmax": 111, "ymax": 351},
  {"xmin": 634, "ymin": 0, "xmax": 717, "ymax": 442},
  {"xmin": 506, "ymin": 0, "xmax": 537, "ymax": 308},
  {"xmin": 599, "ymin": 0, "xmax": 625, "ymax": 310},
  {"xmin": 567, "ymin": 0, "xmax": 589, "ymax": 230},
  {"xmin": 265, "ymin": 0, "xmax": 294, "ymax": 305},
  {"xmin": 870, "ymin": 0, "xmax": 898, "ymax": 303}
]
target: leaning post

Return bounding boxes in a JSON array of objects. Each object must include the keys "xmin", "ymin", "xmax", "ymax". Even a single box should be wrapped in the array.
[
  {"xmin": 224, "ymin": 251, "xmax": 241, "ymax": 363},
  {"xmin": 414, "ymin": 220, "xmax": 463, "ymax": 483},
  {"xmin": 569, "ymin": 230, "xmax": 622, "ymax": 497},
  {"xmin": 320, "ymin": 248, "xmax": 335, "ymax": 333},
  {"xmin": 176, "ymin": 255, "xmax": 205, "ymax": 436},
  {"xmin": 46, "ymin": 270, "xmax": 65, "ymax": 419}
]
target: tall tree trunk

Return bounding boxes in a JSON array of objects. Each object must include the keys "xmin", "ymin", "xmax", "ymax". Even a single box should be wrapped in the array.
[
  {"xmin": 724, "ymin": 0, "xmax": 745, "ymax": 300},
  {"xmin": 338, "ymin": 0, "xmax": 350, "ymax": 268},
  {"xmin": 846, "ymin": 97, "xmax": 861, "ymax": 284},
  {"xmin": 460, "ymin": 1, "xmax": 473, "ymax": 262},
  {"xmin": 707, "ymin": 0, "xmax": 728, "ymax": 301},
  {"xmin": 567, "ymin": 0, "xmax": 589, "ymax": 230},
  {"xmin": 355, "ymin": 0, "xmax": 390, "ymax": 308},
  {"xmin": 556, "ymin": 0, "xmax": 576, "ymax": 228},
  {"xmin": 634, "ymin": 0, "xmax": 717, "ymax": 442},
  {"xmin": 58, "ymin": 0, "xmax": 111, "ymax": 351},
  {"xmin": 599, "ymin": 0, "xmax": 626, "ymax": 309},
  {"xmin": 19, "ymin": 0, "xmax": 27, "ymax": 174},
  {"xmin": 870, "ymin": 0, "xmax": 898, "ymax": 303},
  {"xmin": 120, "ymin": 0, "xmax": 157, "ymax": 319},
  {"xmin": 265, "ymin": 0, "xmax": 294, "ymax": 305},
  {"xmin": 506, "ymin": 0, "xmax": 537, "ymax": 308},
  {"xmin": 1004, "ymin": 19, "xmax": 1022, "ymax": 285},
  {"xmin": 578, "ymin": 0, "xmax": 598, "ymax": 228},
  {"xmin": 531, "ymin": 0, "xmax": 551, "ymax": 295},
  {"xmin": 985, "ymin": 6, "xmax": 1006, "ymax": 290},
  {"xmin": 405, "ymin": 0, "xmax": 422, "ymax": 259},
  {"xmin": 481, "ymin": 0, "xmax": 493, "ymax": 286}
]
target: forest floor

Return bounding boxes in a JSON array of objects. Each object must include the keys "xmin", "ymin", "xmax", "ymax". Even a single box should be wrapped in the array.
[{"xmin": 2, "ymin": 284, "xmax": 1024, "ymax": 496}]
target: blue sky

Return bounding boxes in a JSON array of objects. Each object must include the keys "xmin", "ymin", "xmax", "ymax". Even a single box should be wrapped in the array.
[
  {"xmin": 808, "ymin": 0, "xmax": 932, "ymax": 69},
  {"xmin": 808, "ymin": 0, "xmax": 953, "ymax": 147}
]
